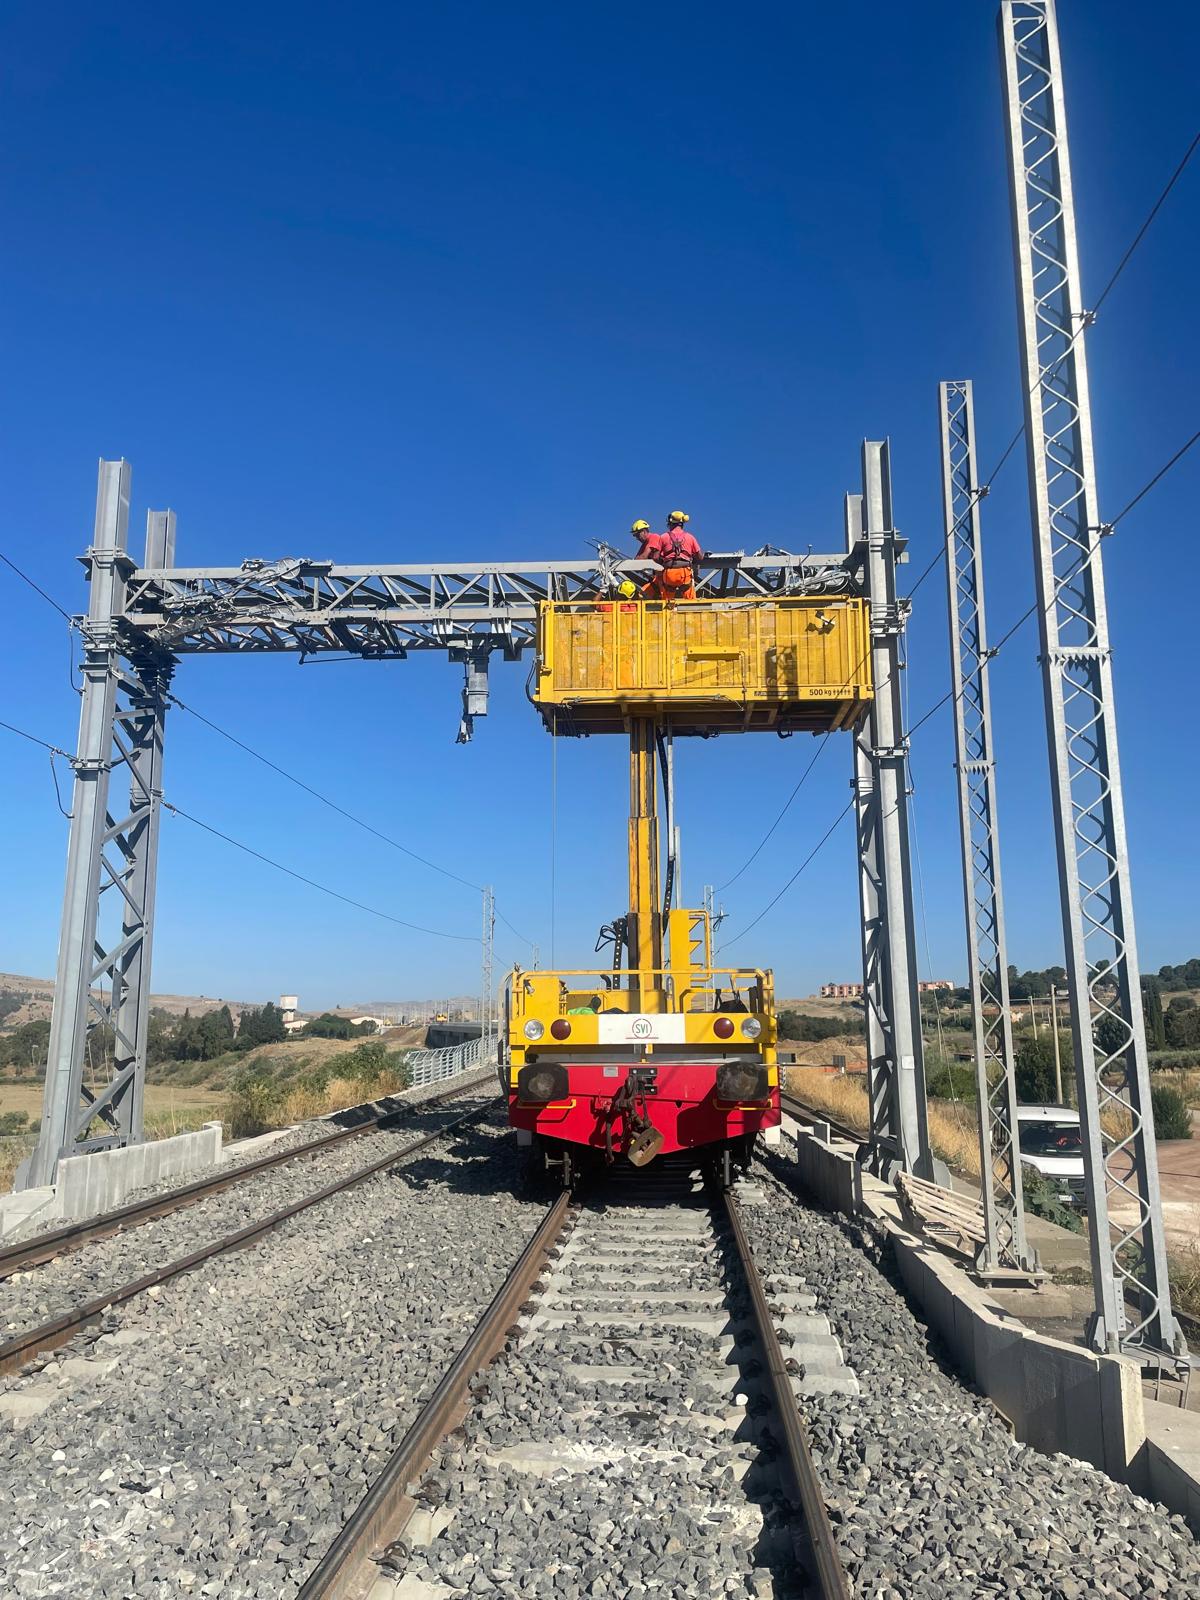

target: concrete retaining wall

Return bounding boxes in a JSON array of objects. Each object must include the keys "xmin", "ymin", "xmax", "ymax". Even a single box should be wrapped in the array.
[
  {"xmin": 0, "ymin": 1122, "xmax": 223, "ymax": 1239},
  {"xmin": 783, "ymin": 1122, "xmax": 1200, "ymax": 1514}
]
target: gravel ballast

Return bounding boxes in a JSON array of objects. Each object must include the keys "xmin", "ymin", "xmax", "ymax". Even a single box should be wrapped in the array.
[
  {"xmin": 0, "ymin": 1112, "xmax": 544, "ymax": 1598},
  {"xmin": 389, "ymin": 1182, "xmax": 809, "ymax": 1600},
  {"xmin": 1, "ymin": 1090, "xmax": 495, "ymax": 1337},
  {"xmin": 745, "ymin": 1149, "xmax": 1200, "ymax": 1599}
]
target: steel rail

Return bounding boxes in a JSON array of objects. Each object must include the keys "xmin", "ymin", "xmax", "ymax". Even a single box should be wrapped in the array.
[
  {"xmin": 722, "ymin": 1190, "xmax": 851, "ymax": 1600},
  {"xmin": 297, "ymin": 1190, "xmax": 573, "ymax": 1600},
  {"xmin": 0, "ymin": 1072, "xmax": 494, "ymax": 1281},
  {"xmin": 0, "ymin": 1102, "xmax": 494, "ymax": 1378}
]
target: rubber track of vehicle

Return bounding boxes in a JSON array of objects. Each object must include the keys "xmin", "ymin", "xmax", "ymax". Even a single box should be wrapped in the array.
[
  {"xmin": 0, "ymin": 1103, "xmax": 492, "ymax": 1378},
  {"xmin": 0, "ymin": 1073, "xmax": 493, "ymax": 1281}
]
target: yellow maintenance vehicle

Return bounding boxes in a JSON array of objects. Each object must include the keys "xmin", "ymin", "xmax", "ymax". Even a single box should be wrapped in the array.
[{"xmin": 503, "ymin": 592, "xmax": 873, "ymax": 1184}]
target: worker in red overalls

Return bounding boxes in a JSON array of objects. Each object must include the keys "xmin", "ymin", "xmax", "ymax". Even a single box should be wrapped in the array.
[{"xmin": 636, "ymin": 511, "xmax": 703, "ymax": 601}]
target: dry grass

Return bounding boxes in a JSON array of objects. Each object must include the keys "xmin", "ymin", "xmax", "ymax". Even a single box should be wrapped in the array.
[
  {"xmin": 784, "ymin": 1066, "xmax": 983, "ymax": 1178},
  {"xmin": 1168, "ymin": 1235, "xmax": 1200, "ymax": 1322},
  {"xmin": 0, "ymin": 1136, "xmax": 36, "ymax": 1192},
  {"xmin": 274, "ymin": 1071, "xmax": 407, "ymax": 1125}
]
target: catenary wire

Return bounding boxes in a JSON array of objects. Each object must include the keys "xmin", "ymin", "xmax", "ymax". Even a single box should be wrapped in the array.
[
  {"xmin": 720, "ymin": 799, "xmax": 855, "ymax": 948},
  {"xmin": 0, "ymin": 719, "xmax": 480, "ymax": 944},
  {"xmin": 167, "ymin": 693, "xmax": 534, "ymax": 946},
  {"xmin": 161, "ymin": 803, "xmax": 478, "ymax": 942},
  {"xmin": 725, "ymin": 419, "xmax": 1197, "ymax": 942},
  {"xmin": 0, "ymin": 550, "xmax": 73, "ymax": 621}
]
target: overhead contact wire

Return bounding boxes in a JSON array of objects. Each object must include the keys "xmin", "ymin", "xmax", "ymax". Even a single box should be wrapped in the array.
[{"xmin": 161, "ymin": 804, "xmax": 478, "ymax": 942}]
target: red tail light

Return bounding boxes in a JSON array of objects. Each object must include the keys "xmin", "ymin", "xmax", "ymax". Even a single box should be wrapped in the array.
[{"xmin": 550, "ymin": 1018, "xmax": 572, "ymax": 1040}]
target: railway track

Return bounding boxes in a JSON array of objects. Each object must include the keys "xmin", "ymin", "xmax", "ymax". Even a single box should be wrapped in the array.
[
  {"xmin": 0, "ymin": 1090, "xmax": 497, "ymax": 1378},
  {"xmin": 0, "ymin": 1070, "xmax": 495, "ymax": 1282},
  {"xmin": 301, "ymin": 1170, "xmax": 850, "ymax": 1599}
]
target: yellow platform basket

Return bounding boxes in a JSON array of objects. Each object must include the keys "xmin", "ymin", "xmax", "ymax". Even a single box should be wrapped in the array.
[{"xmin": 534, "ymin": 596, "xmax": 872, "ymax": 735}]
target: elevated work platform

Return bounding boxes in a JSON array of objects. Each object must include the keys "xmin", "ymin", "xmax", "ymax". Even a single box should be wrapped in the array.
[{"xmin": 533, "ymin": 596, "xmax": 872, "ymax": 736}]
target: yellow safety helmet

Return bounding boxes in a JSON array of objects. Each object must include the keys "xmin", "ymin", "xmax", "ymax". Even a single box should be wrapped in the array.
[
  {"xmin": 667, "ymin": 509, "xmax": 690, "ymax": 525},
  {"xmin": 616, "ymin": 579, "xmax": 638, "ymax": 600},
  {"xmin": 630, "ymin": 519, "xmax": 650, "ymax": 535}
]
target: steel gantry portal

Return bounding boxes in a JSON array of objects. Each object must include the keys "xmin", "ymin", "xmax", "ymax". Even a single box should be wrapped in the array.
[
  {"xmin": 999, "ymin": 0, "xmax": 1182, "ymax": 1355},
  {"xmin": 26, "ymin": 474, "xmax": 935, "ymax": 1189}
]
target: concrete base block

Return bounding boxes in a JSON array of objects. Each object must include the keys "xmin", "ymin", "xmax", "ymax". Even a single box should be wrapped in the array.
[
  {"xmin": 1143, "ymin": 1400, "xmax": 1200, "ymax": 1534},
  {"xmin": 2, "ymin": 1122, "xmax": 224, "ymax": 1239},
  {"xmin": 0, "ymin": 1185, "xmax": 55, "ymax": 1240}
]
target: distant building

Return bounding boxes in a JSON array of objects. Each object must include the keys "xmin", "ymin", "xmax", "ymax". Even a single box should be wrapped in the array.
[{"xmin": 819, "ymin": 979, "xmax": 954, "ymax": 1000}]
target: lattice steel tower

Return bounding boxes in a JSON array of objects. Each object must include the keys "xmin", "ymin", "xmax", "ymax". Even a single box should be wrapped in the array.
[
  {"xmin": 938, "ymin": 380, "xmax": 1036, "ymax": 1279},
  {"xmin": 999, "ymin": 0, "xmax": 1182, "ymax": 1353}
]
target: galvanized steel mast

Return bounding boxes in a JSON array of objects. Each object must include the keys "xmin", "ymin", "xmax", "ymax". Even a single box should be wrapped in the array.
[
  {"xmin": 938, "ymin": 380, "xmax": 1037, "ymax": 1278},
  {"xmin": 848, "ymin": 446, "xmax": 933, "ymax": 1179},
  {"xmin": 998, "ymin": 0, "xmax": 1181, "ymax": 1352},
  {"xmin": 26, "ymin": 465, "xmax": 177, "ymax": 1188}
]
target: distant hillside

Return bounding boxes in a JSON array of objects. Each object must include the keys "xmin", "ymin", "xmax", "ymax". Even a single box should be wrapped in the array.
[{"xmin": 0, "ymin": 972, "xmax": 255, "ymax": 1031}]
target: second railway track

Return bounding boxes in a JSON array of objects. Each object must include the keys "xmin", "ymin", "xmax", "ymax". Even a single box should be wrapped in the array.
[
  {"xmin": 0, "ymin": 1070, "xmax": 495, "ymax": 1281},
  {"xmin": 0, "ymin": 1085, "xmax": 498, "ymax": 1376},
  {"xmin": 304, "ymin": 1168, "xmax": 849, "ymax": 1600}
]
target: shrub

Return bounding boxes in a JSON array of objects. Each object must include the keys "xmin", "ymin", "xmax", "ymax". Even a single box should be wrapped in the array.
[
  {"xmin": 1151, "ymin": 1084, "xmax": 1192, "ymax": 1142},
  {"xmin": 0, "ymin": 1110, "xmax": 30, "ymax": 1135},
  {"xmin": 1019, "ymin": 1162, "xmax": 1084, "ymax": 1234},
  {"xmin": 923, "ymin": 1048, "xmax": 978, "ymax": 1101},
  {"xmin": 227, "ymin": 1066, "xmax": 286, "ymax": 1137}
]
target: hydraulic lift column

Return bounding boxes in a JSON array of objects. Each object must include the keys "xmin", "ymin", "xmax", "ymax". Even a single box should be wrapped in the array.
[{"xmin": 626, "ymin": 717, "xmax": 663, "ymax": 1011}]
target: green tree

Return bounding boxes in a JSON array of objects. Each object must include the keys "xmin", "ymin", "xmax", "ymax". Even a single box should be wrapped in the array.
[
  {"xmin": 303, "ymin": 1013, "xmax": 372, "ymax": 1040},
  {"xmin": 1165, "ymin": 1001, "xmax": 1200, "ymax": 1050},
  {"xmin": 236, "ymin": 1002, "xmax": 288, "ymax": 1051},
  {"xmin": 1014, "ymin": 1033, "xmax": 1062, "ymax": 1103},
  {"xmin": 1142, "ymin": 977, "xmax": 1166, "ymax": 1051},
  {"xmin": 1151, "ymin": 1084, "xmax": 1192, "ymax": 1141}
]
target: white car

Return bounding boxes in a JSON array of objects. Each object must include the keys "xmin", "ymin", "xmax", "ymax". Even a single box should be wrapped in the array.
[{"xmin": 1016, "ymin": 1105, "xmax": 1086, "ymax": 1208}]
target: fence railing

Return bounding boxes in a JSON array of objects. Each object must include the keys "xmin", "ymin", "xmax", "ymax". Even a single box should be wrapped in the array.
[{"xmin": 405, "ymin": 1034, "xmax": 493, "ymax": 1087}]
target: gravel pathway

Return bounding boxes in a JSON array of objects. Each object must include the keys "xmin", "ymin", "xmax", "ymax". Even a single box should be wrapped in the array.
[
  {"xmin": 0, "ymin": 1115, "xmax": 546, "ymax": 1598},
  {"xmin": 1, "ymin": 1093, "xmax": 496, "ymax": 1338},
  {"xmin": 746, "ymin": 1147, "xmax": 1200, "ymax": 1599}
]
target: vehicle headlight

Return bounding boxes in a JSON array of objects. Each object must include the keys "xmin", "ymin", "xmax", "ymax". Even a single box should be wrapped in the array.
[
  {"xmin": 523, "ymin": 1019, "xmax": 545, "ymax": 1041},
  {"xmin": 741, "ymin": 1017, "xmax": 763, "ymax": 1039}
]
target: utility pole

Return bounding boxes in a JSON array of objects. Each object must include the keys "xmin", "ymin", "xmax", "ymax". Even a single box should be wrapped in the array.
[
  {"xmin": 938, "ymin": 379, "xmax": 1036, "ymax": 1278},
  {"xmin": 999, "ymin": 0, "xmax": 1181, "ymax": 1353},
  {"xmin": 1050, "ymin": 984, "xmax": 1064, "ymax": 1104},
  {"xmin": 481, "ymin": 886, "xmax": 495, "ymax": 1063}
]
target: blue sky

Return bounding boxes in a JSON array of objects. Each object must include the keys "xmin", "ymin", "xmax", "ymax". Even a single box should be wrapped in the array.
[{"xmin": 1, "ymin": 1, "xmax": 1196, "ymax": 1009}]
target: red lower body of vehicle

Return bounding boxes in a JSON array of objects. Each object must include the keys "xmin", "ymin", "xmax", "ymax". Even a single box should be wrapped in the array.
[{"xmin": 508, "ymin": 1059, "xmax": 779, "ymax": 1162}]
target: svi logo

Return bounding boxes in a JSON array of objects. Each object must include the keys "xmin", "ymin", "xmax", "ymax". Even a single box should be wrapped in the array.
[{"xmin": 630, "ymin": 1017, "xmax": 653, "ymax": 1039}]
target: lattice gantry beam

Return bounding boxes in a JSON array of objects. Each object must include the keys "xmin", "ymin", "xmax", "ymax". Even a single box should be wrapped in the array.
[
  {"xmin": 119, "ymin": 551, "xmax": 857, "ymax": 657},
  {"xmin": 938, "ymin": 380, "xmax": 1036, "ymax": 1279},
  {"xmin": 999, "ymin": 1, "xmax": 1181, "ymax": 1353}
]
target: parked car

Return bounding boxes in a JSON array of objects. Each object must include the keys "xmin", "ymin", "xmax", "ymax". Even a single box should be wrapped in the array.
[{"xmin": 1016, "ymin": 1104, "xmax": 1087, "ymax": 1208}]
